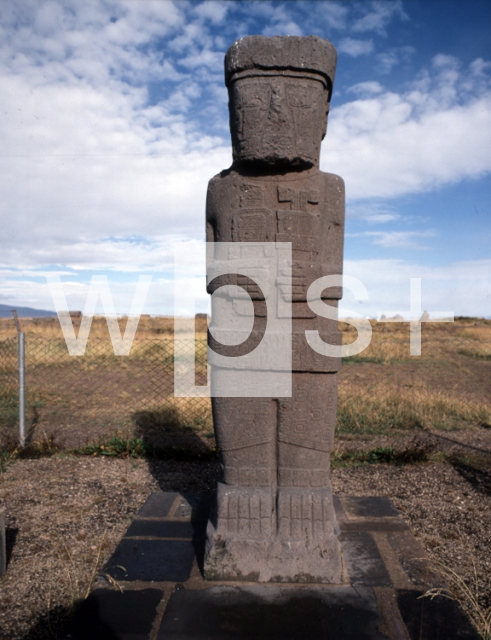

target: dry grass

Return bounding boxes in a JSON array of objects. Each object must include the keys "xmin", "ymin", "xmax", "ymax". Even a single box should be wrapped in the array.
[
  {"xmin": 0, "ymin": 315, "xmax": 490, "ymax": 449},
  {"xmin": 337, "ymin": 383, "xmax": 491, "ymax": 437},
  {"xmin": 337, "ymin": 317, "xmax": 491, "ymax": 437},
  {"xmin": 0, "ymin": 314, "xmax": 208, "ymax": 342},
  {"xmin": 422, "ymin": 558, "xmax": 491, "ymax": 640}
]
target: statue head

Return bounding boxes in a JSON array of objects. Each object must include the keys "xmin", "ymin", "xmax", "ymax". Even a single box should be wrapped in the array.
[{"xmin": 225, "ymin": 36, "xmax": 337, "ymax": 170}]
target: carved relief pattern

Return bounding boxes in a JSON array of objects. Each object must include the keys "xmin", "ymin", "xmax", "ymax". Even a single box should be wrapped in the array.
[
  {"xmin": 231, "ymin": 77, "xmax": 326, "ymax": 164},
  {"xmin": 287, "ymin": 82, "xmax": 324, "ymax": 161},
  {"xmin": 232, "ymin": 209, "xmax": 273, "ymax": 242},
  {"xmin": 278, "ymin": 377, "xmax": 336, "ymax": 451},
  {"xmin": 216, "ymin": 484, "xmax": 273, "ymax": 538},
  {"xmin": 213, "ymin": 397, "xmax": 274, "ymax": 451},
  {"xmin": 223, "ymin": 466, "xmax": 272, "ymax": 486},
  {"xmin": 277, "ymin": 467, "xmax": 328, "ymax": 488},
  {"xmin": 277, "ymin": 489, "xmax": 336, "ymax": 541}
]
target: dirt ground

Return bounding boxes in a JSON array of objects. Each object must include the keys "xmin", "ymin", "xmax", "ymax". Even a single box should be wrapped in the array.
[
  {"xmin": 1, "ymin": 318, "xmax": 490, "ymax": 637},
  {"xmin": 1, "ymin": 438, "xmax": 490, "ymax": 639}
]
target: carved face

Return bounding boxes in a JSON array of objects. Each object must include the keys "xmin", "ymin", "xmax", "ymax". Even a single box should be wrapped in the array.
[{"xmin": 229, "ymin": 75, "xmax": 329, "ymax": 168}]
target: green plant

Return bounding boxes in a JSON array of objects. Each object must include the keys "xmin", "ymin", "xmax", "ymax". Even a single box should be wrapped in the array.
[
  {"xmin": 74, "ymin": 436, "xmax": 148, "ymax": 458},
  {"xmin": 0, "ymin": 387, "xmax": 18, "ymax": 429},
  {"xmin": 331, "ymin": 438, "xmax": 436, "ymax": 467},
  {"xmin": 74, "ymin": 435, "xmax": 218, "ymax": 462},
  {"xmin": 458, "ymin": 349, "xmax": 491, "ymax": 361}
]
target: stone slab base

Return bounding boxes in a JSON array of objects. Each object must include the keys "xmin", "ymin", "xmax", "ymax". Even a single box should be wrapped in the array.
[
  {"xmin": 62, "ymin": 492, "xmax": 480, "ymax": 640},
  {"xmin": 204, "ymin": 534, "xmax": 345, "ymax": 584},
  {"xmin": 204, "ymin": 484, "xmax": 345, "ymax": 583}
]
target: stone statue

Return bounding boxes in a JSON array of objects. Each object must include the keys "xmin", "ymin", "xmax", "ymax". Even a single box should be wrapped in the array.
[{"xmin": 204, "ymin": 36, "xmax": 346, "ymax": 583}]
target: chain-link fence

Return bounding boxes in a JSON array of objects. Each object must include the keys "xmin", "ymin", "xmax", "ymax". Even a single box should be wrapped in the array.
[
  {"xmin": 0, "ymin": 328, "xmax": 490, "ymax": 447},
  {"xmin": 0, "ymin": 337, "xmax": 18, "ymax": 431},
  {"xmin": 0, "ymin": 335, "xmax": 211, "ymax": 447}
]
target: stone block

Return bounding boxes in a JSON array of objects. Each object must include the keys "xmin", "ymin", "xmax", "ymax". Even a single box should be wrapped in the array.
[
  {"xmin": 124, "ymin": 519, "xmax": 197, "ymax": 540},
  {"xmin": 136, "ymin": 492, "xmax": 176, "ymax": 518},
  {"xmin": 397, "ymin": 589, "xmax": 481, "ymax": 639},
  {"xmin": 340, "ymin": 532, "xmax": 392, "ymax": 587},
  {"xmin": 387, "ymin": 530, "xmax": 445, "ymax": 589},
  {"xmin": 64, "ymin": 587, "xmax": 163, "ymax": 640},
  {"xmin": 158, "ymin": 585, "xmax": 388, "ymax": 640},
  {"xmin": 342, "ymin": 496, "xmax": 401, "ymax": 519},
  {"xmin": 103, "ymin": 539, "xmax": 195, "ymax": 582}
]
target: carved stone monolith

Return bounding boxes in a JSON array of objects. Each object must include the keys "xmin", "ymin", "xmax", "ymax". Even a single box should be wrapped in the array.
[{"xmin": 204, "ymin": 36, "xmax": 346, "ymax": 583}]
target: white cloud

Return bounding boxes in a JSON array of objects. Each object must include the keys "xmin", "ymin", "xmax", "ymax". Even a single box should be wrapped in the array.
[
  {"xmin": 179, "ymin": 49, "xmax": 224, "ymax": 69},
  {"xmin": 346, "ymin": 201, "xmax": 400, "ymax": 223},
  {"xmin": 0, "ymin": 0, "xmax": 489, "ymax": 322},
  {"xmin": 375, "ymin": 51, "xmax": 399, "ymax": 74},
  {"xmin": 352, "ymin": 0, "xmax": 407, "ymax": 36},
  {"xmin": 347, "ymin": 81, "xmax": 384, "ymax": 96},
  {"xmin": 343, "ymin": 259, "xmax": 491, "ymax": 318},
  {"xmin": 375, "ymin": 46, "xmax": 415, "ymax": 74},
  {"xmin": 470, "ymin": 57, "xmax": 491, "ymax": 77},
  {"xmin": 1, "ymin": 273, "xmax": 180, "ymax": 316},
  {"xmin": 347, "ymin": 230, "xmax": 434, "ymax": 249},
  {"xmin": 235, "ymin": 2, "xmax": 303, "ymax": 37},
  {"xmin": 0, "ymin": 237, "xmax": 209, "ymax": 314},
  {"xmin": 193, "ymin": 1, "xmax": 229, "ymax": 25},
  {"xmin": 1, "ymin": 236, "xmax": 177, "ymax": 272},
  {"xmin": 262, "ymin": 21, "xmax": 303, "ymax": 37},
  {"xmin": 0, "ymin": 0, "xmax": 234, "ymax": 268},
  {"xmin": 323, "ymin": 55, "xmax": 491, "ymax": 199},
  {"xmin": 319, "ymin": 2, "xmax": 348, "ymax": 30},
  {"xmin": 337, "ymin": 38, "xmax": 373, "ymax": 57},
  {"xmin": 364, "ymin": 214, "xmax": 399, "ymax": 224}
]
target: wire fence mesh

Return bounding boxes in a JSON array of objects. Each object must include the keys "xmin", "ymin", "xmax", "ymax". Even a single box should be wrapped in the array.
[
  {"xmin": 0, "ymin": 337, "xmax": 18, "ymax": 430},
  {"xmin": 0, "ymin": 328, "xmax": 490, "ymax": 447},
  {"xmin": 0, "ymin": 335, "xmax": 211, "ymax": 447}
]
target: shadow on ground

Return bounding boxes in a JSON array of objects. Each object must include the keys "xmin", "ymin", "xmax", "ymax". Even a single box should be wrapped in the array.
[
  {"xmin": 449, "ymin": 457, "xmax": 491, "ymax": 497},
  {"xmin": 20, "ymin": 604, "xmax": 78, "ymax": 640},
  {"xmin": 132, "ymin": 405, "xmax": 219, "ymax": 494},
  {"xmin": 5, "ymin": 526, "xmax": 18, "ymax": 567}
]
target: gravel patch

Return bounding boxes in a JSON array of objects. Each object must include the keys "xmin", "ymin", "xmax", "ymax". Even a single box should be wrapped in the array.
[
  {"xmin": 0, "ymin": 455, "xmax": 490, "ymax": 638},
  {"xmin": 0, "ymin": 456, "xmax": 218, "ymax": 639},
  {"xmin": 332, "ymin": 459, "xmax": 491, "ymax": 635}
]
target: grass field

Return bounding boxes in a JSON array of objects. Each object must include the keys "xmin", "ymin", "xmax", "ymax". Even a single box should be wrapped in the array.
[{"xmin": 0, "ymin": 314, "xmax": 490, "ymax": 453}]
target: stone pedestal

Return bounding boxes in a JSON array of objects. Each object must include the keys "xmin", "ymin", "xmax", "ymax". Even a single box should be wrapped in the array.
[
  {"xmin": 68, "ymin": 492, "xmax": 481, "ymax": 639},
  {"xmin": 205, "ymin": 483, "xmax": 344, "ymax": 583}
]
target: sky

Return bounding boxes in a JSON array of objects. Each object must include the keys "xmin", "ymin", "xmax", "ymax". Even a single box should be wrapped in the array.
[{"xmin": 1, "ymin": 0, "xmax": 490, "ymax": 319}]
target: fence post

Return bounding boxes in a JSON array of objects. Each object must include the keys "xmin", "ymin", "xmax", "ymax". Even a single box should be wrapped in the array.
[
  {"xmin": 18, "ymin": 332, "xmax": 26, "ymax": 448},
  {"xmin": 12, "ymin": 311, "xmax": 26, "ymax": 448}
]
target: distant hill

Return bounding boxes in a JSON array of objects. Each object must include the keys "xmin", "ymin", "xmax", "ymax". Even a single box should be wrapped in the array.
[{"xmin": 0, "ymin": 303, "xmax": 57, "ymax": 318}]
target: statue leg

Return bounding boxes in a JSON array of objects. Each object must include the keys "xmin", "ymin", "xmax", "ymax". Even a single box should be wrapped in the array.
[
  {"xmin": 204, "ymin": 395, "xmax": 276, "ymax": 579},
  {"xmin": 269, "ymin": 372, "xmax": 344, "ymax": 582}
]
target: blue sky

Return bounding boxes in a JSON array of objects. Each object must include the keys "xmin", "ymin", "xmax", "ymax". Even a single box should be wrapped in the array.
[{"xmin": 0, "ymin": 0, "xmax": 490, "ymax": 318}]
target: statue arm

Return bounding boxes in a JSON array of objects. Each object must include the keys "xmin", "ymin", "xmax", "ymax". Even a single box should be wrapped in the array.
[
  {"xmin": 318, "ymin": 172, "xmax": 345, "ymax": 298},
  {"xmin": 206, "ymin": 176, "xmax": 219, "ymax": 243},
  {"xmin": 206, "ymin": 175, "xmax": 231, "ymax": 294}
]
